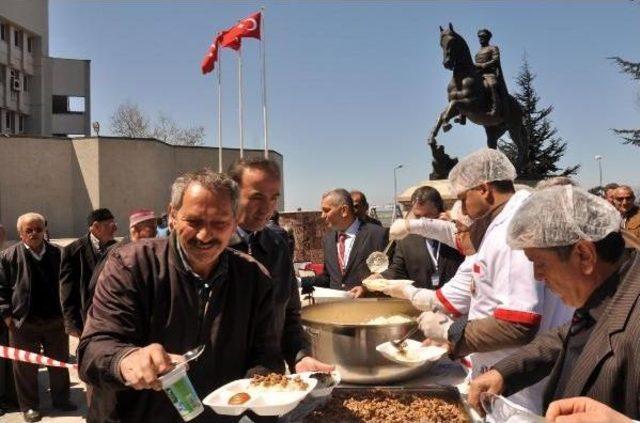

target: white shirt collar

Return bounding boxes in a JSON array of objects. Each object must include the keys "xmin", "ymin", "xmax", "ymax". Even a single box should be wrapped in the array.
[{"xmin": 24, "ymin": 242, "xmax": 46, "ymax": 261}]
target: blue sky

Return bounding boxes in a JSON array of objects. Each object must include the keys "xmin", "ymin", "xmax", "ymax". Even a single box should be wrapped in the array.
[{"xmin": 49, "ymin": 1, "xmax": 640, "ymax": 210}]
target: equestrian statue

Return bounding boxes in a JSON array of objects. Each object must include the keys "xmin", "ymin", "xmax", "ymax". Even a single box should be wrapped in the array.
[{"xmin": 428, "ymin": 24, "xmax": 529, "ymax": 176}]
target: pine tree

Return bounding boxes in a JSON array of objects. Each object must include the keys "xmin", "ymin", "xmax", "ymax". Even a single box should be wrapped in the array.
[
  {"xmin": 609, "ymin": 56, "xmax": 640, "ymax": 146},
  {"xmin": 500, "ymin": 56, "xmax": 579, "ymax": 179}
]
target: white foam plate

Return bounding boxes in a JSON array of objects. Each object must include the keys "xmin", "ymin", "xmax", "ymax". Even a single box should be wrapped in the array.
[
  {"xmin": 202, "ymin": 376, "xmax": 317, "ymax": 416},
  {"xmin": 362, "ymin": 279, "xmax": 415, "ymax": 292},
  {"xmin": 296, "ymin": 370, "xmax": 341, "ymax": 398},
  {"xmin": 376, "ymin": 339, "xmax": 447, "ymax": 367}
]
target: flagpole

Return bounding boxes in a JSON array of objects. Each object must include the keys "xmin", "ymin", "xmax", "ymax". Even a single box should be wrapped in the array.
[
  {"xmin": 260, "ymin": 7, "xmax": 269, "ymax": 159},
  {"xmin": 238, "ymin": 45, "xmax": 244, "ymax": 158},
  {"xmin": 217, "ymin": 47, "xmax": 223, "ymax": 172}
]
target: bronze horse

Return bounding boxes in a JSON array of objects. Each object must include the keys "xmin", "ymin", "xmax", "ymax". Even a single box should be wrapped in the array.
[{"xmin": 428, "ymin": 24, "xmax": 529, "ymax": 170}]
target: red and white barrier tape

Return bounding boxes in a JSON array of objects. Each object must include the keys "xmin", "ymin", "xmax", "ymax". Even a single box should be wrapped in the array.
[{"xmin": 0, "ymin": 345, "xmax": 77, "ymax": 369}]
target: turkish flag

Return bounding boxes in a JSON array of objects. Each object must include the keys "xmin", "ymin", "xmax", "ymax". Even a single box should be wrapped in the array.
[
  {"xmin": 221, "ymin": 11, "xmax": 261, "ymax": 49},
  {"xmin": 200, "ymin": 32, "xmax": 223, "ymax": 74}
]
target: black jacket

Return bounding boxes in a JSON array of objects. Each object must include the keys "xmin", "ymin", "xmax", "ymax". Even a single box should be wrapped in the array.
[
  {"xmin": 303, "ymin": 220, "xmax": 388, "ymax": 290},
  {"xmin": 59, "ymin": 234, "xmax": 115, "ymax": 334},
  {"xmin": 0, "ymin": 242, "xmax": 62, "ymax": 328},
  {"xmin": 230, "ymin": 227, "xmax": 309, "ymax": 371},
  {"xmin": 78, "ymin": 234, "xmax": 284, "ymax": 423},
  {"xmin": 381, "ymin": 235, "xmax": 464, "ymax": 289}
]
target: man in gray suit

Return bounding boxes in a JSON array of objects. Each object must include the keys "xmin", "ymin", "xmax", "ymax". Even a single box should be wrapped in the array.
[
  {"xmin": 469, "ymin": 186, "xmax": 640, "ymax": 419},
  {"xmin": 301, "ymin": 188, "xmax": 387, "ymax": 294}
]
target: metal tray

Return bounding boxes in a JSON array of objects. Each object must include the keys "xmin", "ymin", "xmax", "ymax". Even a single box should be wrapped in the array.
[{"xmin": 301, "ymin": 384, "xmax": 473, "ymax": 422}]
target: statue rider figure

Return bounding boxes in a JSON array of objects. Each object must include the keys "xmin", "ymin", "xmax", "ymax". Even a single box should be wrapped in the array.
[{"xmin": 474, "ymin": 28, "xmax": 505, "ymax": 118}]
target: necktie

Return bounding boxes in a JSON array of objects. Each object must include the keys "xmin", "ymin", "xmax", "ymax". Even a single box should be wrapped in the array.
[
  {"xmin": 246, "ymin": 232, "xmax": 259, "ymax": 255},
  {"xmin": 569, "ymin": 309, "xmax": 594, "ymax": 335},
  {"xmin": 337, "ymin": 232, "xmax": 347, "ymax": 274}
]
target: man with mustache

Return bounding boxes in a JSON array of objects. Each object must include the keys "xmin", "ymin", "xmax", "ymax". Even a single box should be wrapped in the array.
[
  {"xmin": 228, "ymin": 158, "xmax": 333, "ymax": 373},
  {"xmin": 78, "ymin": 169, "xmax": 283, "ymax": 422}
]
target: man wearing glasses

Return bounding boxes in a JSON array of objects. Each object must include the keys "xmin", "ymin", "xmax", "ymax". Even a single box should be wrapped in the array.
[
  {"xmin": 612, "ymin": 185, "xmax": 640, "ymax": 239},
  {"xmin": 0, "ymin": 213, "xmax": 75, "ymax": 422}
]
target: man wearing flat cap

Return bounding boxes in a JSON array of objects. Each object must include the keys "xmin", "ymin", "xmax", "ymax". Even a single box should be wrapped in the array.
[
  {"xmin": 59, "ymin": 208, "xmax": 117, "ymax": 338},
  {"xmin": 469, "ymin": 186, "xmax": 640, "ymax": 420},
  {"xmin": 128, "ymin": 209, "xmax": 157, "ymax": 242}
]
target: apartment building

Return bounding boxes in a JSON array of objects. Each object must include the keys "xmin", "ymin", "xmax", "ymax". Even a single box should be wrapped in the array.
[{"xmin": 0, "ymin": 0, "xmax": 90, "ymax": 137}]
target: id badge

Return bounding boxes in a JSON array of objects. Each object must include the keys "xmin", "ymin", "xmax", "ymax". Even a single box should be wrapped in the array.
[{"xmin": 431, "ymin": 272, "xmax": 441, "ymax": 287}]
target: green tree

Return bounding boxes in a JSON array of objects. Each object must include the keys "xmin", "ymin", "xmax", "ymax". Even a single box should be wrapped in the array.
[
  {"xmin": 500, "ymin": 55, "xmax": 579, "ymax": 179},
  {"xmin": 609, "ymin": 56, "xmax": 640, "ymax": 146}
]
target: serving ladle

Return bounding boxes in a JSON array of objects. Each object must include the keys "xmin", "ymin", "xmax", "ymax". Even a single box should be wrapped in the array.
[
  {"xmin": 390, "ymin": 326, "xmax": 420, "ymax": 351},
  {"xmin": 366, "ymin": 240, "xmax": 396, "ymax": 274}
]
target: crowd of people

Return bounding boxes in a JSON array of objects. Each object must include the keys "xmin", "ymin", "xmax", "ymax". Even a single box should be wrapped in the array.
[{"xmin": 0, "ymin": 152, "xmax": 638, "ymax": 422}]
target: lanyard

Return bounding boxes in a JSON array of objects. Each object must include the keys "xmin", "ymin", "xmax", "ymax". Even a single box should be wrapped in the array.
[{"xmin": 425, "ymin": 239, "xmax": 441, "ymax": 271}]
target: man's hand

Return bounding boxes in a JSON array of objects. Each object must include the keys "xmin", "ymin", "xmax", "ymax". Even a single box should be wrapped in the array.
[
  {"xmin": 348, "ymin": 286, "xmax": 366, "ymax": 299},
  {"xmin": 389, "ymin": 219, "xmax": 410, "ymax": 241},
  {"xmin": 546, "ymin": 397, "xmax": 632, "ymax": 423},
  {"xmin": 3, "ymin": 317, "xmax": 13, "ymax": 330},
  {"xmin": 119, "ymin": 343, "xmax": 184, "ymax": 390},
  {"xmin": 417, "ymin": 311, "xmax": 453, "ymax": 341},
  {"xmin": 295, "ymin": 356, "xmax": 335, "ymax": 373},
  {"xmin": 468, "ymin": 369, "xmax": 505, "ymax": 415}
]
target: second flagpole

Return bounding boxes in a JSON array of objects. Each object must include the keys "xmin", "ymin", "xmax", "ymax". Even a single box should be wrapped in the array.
[{"xmin": 238, "ymin": 44, "xmax": 244, "ymax": 158}]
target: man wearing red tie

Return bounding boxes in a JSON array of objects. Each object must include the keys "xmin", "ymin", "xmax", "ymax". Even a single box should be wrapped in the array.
[{"xmin": 301, "ymin": 189, "xmax": 387, "ymax": 295}]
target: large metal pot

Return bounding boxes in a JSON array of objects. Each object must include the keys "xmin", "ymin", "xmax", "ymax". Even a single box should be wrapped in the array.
[{"xmin": 301, "ymin": 298, "xmax": 434, "ymax": 384}]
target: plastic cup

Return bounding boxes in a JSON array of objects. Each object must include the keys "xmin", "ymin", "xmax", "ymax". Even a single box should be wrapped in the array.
[{"xmin": 160, "ymin": 363, "xmax": 204, "ymax": 421}]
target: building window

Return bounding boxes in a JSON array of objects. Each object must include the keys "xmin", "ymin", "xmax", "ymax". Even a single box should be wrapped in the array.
[
  {"xmin": 52, "ymin": 95, "xmax": 86, "ymax": 114},
  {"xmin": 23, "ymin": 75, "xmax": 29, "ymax": 92},
  {"xmin": 18, "ymin": 115, "xmax": 24, "ymax": 133},
  {"xmin": 0, "ymin": 65, "xmax": 5, "ymax": 83},
  {"xmin": 14, "ymin": 29, "xmax": 22, "ymax": 48},
  {"xmin": 27, "ymin": 37, "xmax": 33, "ymax": 53},
  {"xmin": 0, "ymin": 23, "xmax": 6, "ymax": 41}
]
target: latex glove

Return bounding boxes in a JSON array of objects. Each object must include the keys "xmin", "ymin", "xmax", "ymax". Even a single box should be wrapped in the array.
[
  {"xmin": 417, "ymin": 311, "xmax": 453, "ymax": 341},
  {"xmin": 382, "ymin": 284, "xmax": 418, "ymax": 300},
  {"xmin": 389, "ymin": 219, "xmax": 410, "ymax": 240}
]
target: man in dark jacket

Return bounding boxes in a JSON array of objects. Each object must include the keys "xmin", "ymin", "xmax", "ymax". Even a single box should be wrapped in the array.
[
  {"xmin": 228, "ymin": 158, "xmax": 333, "ymax": 373},
  {"xmin": 0, "ymin": 213, "xmax": 75, "ymax": 422},
  {"xmin": 301, "ymin": 189, "xmax": 387, "ymax": 294},
  {"xmin": 59, "ymin": 208, "xmax": 117, "ymax": 337},
  {"xmin": 78, "ymin": 169, "xmax": 283, "ymax": 423},
  {"xmin": 380, "ymin": 186, "xmax": 464, "ymax": 289}
]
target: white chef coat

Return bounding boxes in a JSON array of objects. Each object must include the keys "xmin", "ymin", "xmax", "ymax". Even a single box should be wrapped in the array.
[{"xmin": 435, "ymin": 190, "xmax": 574, "ymax": 414}]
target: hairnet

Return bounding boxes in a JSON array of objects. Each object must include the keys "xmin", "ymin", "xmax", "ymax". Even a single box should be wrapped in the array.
[
  {"xmin": 448, "ymin": 148, "xmax": 517, "ymax": 196},
  {"xmin": 507, "ymin": 185, "xmax": 622, "ymax": 249}
]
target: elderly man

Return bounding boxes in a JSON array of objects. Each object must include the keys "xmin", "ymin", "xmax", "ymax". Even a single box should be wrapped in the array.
[
  {"xmin": 78, "ymin": 169, "xmax": 283, "ymax": 422},
  {"xmin": 0, "ymin": 213, "xmax": 75, "ymax": 422},
  {"xmin": 375, "ymin": 186, "xmax": 463, "ymax": 289},
  {"xmin": 301, "ymin": 189, "xmax": 387, "ymax": 294},
  {"xmin": 59, "ymin": 208, "xmax": 117, "ymax": 338},
  {"xmin": 351, "ymin": 190, "xmax": 382, "ymax": 226},
  {"xmin": 604, "ymin": 183, "xmax": 620, "ymax": 205},
  {"xmin": 387, "ymin": 149, "xmax": 572, "ymax": 413},
  {"xmin": 128, "ymin": 209, "xmax": 157, "ymax": 241},
  {"xmin": 469, "ymin": 186, "xmax": 640, "ymax": 419},
  {"xmin": 613, "ymin": 185, "xmax": 640, "ymax": 238},
  {"xmin": 228, "ymin": 158, "xmax": 333, "ymax": 373}
]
